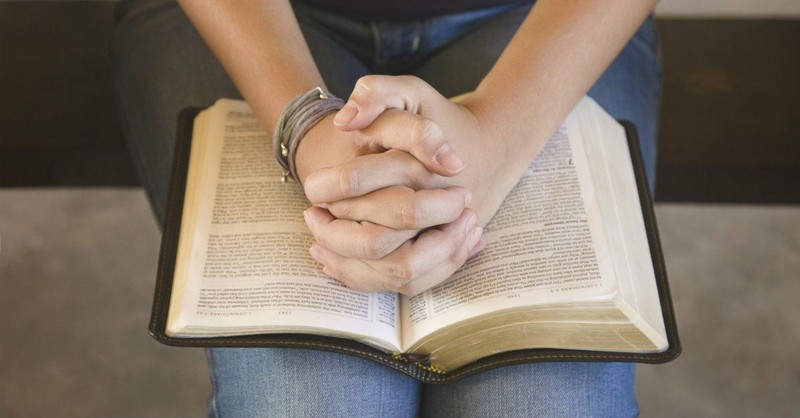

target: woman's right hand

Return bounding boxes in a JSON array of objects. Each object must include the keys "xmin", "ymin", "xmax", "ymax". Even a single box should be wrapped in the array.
[{"xmin": 293, "ymin": 101, "xmax": 488, "ymax": 295}]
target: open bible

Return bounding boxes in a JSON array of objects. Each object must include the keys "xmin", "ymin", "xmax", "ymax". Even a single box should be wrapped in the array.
[{"xmin": 150, "ymin": 97, "xmax": 680, "ymax": 383}]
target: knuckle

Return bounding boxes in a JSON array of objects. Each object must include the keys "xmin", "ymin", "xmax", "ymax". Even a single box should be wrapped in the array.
[
  {"xmin": 408, "ymin": 118, "xmax": 433, "ymax": 145},
  {"xmin": 314, "ymin": 227, "xmax": 329, "ymax": 248},
  {"xmin": 332, "ymin": 271, "xmax": 371, "ymax": 294},
  {"xmin": 449, "ymin": 245, "xmax": 468, "ymax": 265},
  {"xmin": 381, "ymin": 277, "xmax": 400, "ymax": 293},
  {"xmin": 355, "ymin": 75, "xmax": 379, "ymax": 96},
  {"xmin": 334, "ymin": 274, "xmax": 356, "ymax": 290},
  {"xmin": 394, "ymin": 200, "xmax": 419, "ymax": 230},
  {"xmin": 404, "ymin": 158, "xmax": 439, "ymax": 189},
  {"xmin": 400, "ymin": 74, "xmax": 420, "ymax": 82},
  {"xmin": 401, "ymin": 75, "xmax": 437, "ymax": 97},
  {"xmin": 388, "ymin": 259, "xmax": 417, "ymax": 282},
  {"xmin": 358, "ymin": 229, "xmax": 391, "ymax": 260},
  {"xmin": 397, "ymin": 282, "xmax": 421, "ymax": 297},
  {"xmin": 327, "ymin": 200, "xmax": 353, "ymax": 220},
  {"xmin": 398, "ymin": 75, "xmax": 423, "ymax": 89},
  {"xmin": 336, "ymin": 166, "xmax": 359, "ymax": 198},
  {"xmin": 418, "ymin": 119, "xmax": 444, "ymax": 154},
  {"xmin": 382, "ymin": 276, "xmax": 403, "ymax": 293},
  {"xmin": 324, "ymin": 264, "xmax": 340, "ymax": 280}
]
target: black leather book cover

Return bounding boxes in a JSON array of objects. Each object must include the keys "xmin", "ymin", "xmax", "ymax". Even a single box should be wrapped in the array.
[{"xmin": 148, "ymin": 107, "xmax": 681, "ymax": 383}]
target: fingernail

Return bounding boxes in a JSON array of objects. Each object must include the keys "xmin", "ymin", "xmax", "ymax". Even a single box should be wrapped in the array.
[
  {"xmin": 322, "ymin": 267, "xmax": 337, "ymax": 278},
  {"xmin": 467, "ymin": 226, "xmax": 483, "ymax": 248},
  {"xmin": 465, "ymin": 212, "xmax": 477, "ymax": 233},
  {"xmin": 309, "ymin": 245, "xmax": 326, "ymax": 265},
  {"xmin": 303, "ymin": 210, "xmax": 316, "ymax": 232},
  {"xmin": 463, "ymin": 189, "xmax": 472, "ymax": 205},
  {"xmin": 333, "ymin": 102, "xmax": 357, "ymax": 126},
  {"xmin": 434, "ymin": 144, "xmax": 465, "ymax": 174},
  {"xmin": 468, "ymin": 238, "xmax": 486, "ymax": 259}
]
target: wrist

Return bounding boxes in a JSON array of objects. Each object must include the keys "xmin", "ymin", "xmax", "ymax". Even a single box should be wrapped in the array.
[
  {"xmin": 448, "ymin": 95, "xmax": 546, "ymax": 226},
  {"xmin": 273, "ymin": 88, "xmax": 344, "ymax": 184},
  {"xmin": 459, "ymin": 89, "xmax": 551, "ymax": 177},
  {"xmin": 294, "ymin": 114, "xmax": 357, "ymax": 185}
]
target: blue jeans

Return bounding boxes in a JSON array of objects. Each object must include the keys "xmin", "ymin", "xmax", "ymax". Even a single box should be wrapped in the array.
[{"xmin": 113, "ymin": 1, "xmax": 659, "ymax": 416}]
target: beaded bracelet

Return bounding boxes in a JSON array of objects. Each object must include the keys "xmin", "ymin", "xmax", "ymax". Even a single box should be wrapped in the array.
[{"xmin": 273, "ymin": 87, "xmax": 345, "ymax": 184}]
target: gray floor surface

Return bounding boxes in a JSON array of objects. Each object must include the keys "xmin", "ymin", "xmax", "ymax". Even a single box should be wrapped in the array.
[{"xmin": 1, "ymin": 189, "xmax": 798, "ymax": 417}]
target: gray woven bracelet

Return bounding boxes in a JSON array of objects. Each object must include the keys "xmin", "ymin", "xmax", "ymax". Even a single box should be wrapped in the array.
[{"xmin": 273, "ymin": 87, "xmax": 345, "ymax": 184}]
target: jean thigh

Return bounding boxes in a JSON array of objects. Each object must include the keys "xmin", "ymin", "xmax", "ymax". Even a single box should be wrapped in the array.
[
  {"xmin": 207, "ymin": 348, "xmax": 420, "ymax": 418},
  {"xmin": 422, "ymin": 362, "xmax": 638, "ymax": 417}
]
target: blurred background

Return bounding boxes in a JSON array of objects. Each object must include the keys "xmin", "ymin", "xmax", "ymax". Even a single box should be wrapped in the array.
[{"xmin": 1, "ymin": 0, "xmax": 799, "ymax": 416}]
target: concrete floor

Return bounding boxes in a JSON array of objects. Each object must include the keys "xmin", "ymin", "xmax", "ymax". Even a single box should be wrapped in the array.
[{"xmin": 0, "ymin": 189, "xmax": 798, "ymax": 417}]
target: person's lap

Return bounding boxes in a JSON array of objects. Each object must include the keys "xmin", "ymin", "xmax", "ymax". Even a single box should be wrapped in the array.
[
  {"xmin": 207, "ymin": 348, "xmax": 420, "ymax": 417},
  {"xmin": 113, "ymin": 1, "xmax": 656, "ymax": 416},
  {"xmin": 207, "ymin": 348, "xmax": 636, "ymax": 417}
]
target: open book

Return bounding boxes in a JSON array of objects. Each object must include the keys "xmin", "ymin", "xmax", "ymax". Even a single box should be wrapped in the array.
[{"xmin": 150, "ymin": 97, "xmax": 680, "ymax": 383}]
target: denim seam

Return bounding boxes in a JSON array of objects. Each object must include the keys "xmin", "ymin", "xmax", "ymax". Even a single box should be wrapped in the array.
[{"xmin": 206, "ymin": 349, "xmax": 220, "ymax": 418}]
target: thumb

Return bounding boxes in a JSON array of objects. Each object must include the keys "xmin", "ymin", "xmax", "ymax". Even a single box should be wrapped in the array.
[
  {"xmin": 333, "ymin": 75, "xmax": 435, "ymax": 131},
  {"xmin": 333, "ymin": 75, "xmax": 465, "ymax": 176}
]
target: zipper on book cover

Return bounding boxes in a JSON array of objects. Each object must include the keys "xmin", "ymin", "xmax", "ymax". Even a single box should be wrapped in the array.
[{"xmin": 392, "ymin": 352, "xmax": 447, "ymax": 375}]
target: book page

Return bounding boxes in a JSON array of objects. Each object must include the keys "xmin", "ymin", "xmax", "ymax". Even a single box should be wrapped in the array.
[
  {"xmin": 400, "ymin": 103, "xmax": 619, "ymax": 350},
  {"xmin": 168, "ymin": 99, "xmax": 400, "ymax": 350},
  {"xmin": 575, "ymin": 100, "xmax": 667, "ymax": 348}
]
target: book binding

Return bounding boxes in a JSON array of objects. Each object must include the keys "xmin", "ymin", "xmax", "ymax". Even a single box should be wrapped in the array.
[{"xmin": 148, "ymin": 107, "xmax": 681, "ymax": 384}]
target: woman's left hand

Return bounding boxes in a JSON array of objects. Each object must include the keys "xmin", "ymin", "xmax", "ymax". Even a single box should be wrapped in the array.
[{"xmin": 304, "ymin": 75, "xmax": 538, "ymax": 295}]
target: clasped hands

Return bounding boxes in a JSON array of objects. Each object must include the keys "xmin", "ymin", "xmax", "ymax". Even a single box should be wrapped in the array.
[{"xmin": 295, "ymin": 76, "xmax": 514, "ymax": 296}]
